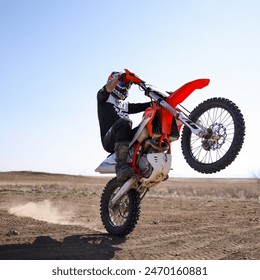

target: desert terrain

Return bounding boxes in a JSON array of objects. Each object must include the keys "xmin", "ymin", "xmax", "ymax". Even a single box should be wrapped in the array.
[{"xmin": 0, "ymin": 171, "xmax": 259, "ymax": 260}]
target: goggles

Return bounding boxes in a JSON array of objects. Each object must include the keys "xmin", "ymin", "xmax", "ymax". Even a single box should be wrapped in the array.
[{"xmin": 117, "ymin": 81, "xmax": 131, "ymax": 90}]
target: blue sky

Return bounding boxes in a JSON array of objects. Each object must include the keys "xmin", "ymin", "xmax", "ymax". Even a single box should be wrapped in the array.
[{"xmin": 0, "ymin": 0, "xmax": 259, "ymax": 177}]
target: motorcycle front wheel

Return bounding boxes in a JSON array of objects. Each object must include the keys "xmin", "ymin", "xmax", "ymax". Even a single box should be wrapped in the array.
[
  {"xmin": 100, "ymin": 178, "xmax": 141, "ymax": 236},
  {"xmin": 181, "ymin": 97, "xmax": 245, "ymax": 174}
]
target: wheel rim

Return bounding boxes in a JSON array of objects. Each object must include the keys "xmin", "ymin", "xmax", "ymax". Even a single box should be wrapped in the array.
[
  {"xmin": 190, "ymin": 106, "xmax": 235, "ymax": 164},
  {"xmin": 108, "ymin": 187, "xmax": 130, "ymax": 227}
]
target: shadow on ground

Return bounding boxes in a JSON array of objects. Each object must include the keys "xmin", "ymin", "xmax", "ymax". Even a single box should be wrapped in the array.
[{"xmin": 0, "ymin": 234, "xmax": 126, "ymax": 260}]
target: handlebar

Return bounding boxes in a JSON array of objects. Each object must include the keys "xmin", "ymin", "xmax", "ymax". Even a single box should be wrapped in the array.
[
  {"xmin": 125, "ymin": 69, "xmax": 145, "ymax": 84},
  {"xmin": 125, "ymin": 69, "xmax": 169, "ymax": 103}
]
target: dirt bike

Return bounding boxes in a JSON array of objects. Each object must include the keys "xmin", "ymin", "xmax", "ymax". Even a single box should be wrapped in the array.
[{"xmin": 95, "ymin": 69, "xmax": 245, "ymax": 236}]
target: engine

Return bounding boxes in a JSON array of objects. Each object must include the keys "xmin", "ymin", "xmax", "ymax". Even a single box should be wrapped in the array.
[
  {"xmin": 136, "ymin": 138, "xmax": 169, "ymax": 178},
  {"xmin": 137, "ymin": 153, "xmax": 153, "ymax": 178}
]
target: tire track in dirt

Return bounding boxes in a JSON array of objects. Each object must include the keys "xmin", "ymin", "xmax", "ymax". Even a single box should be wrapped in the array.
[
  {"xmin": 113, "ymin": 196, "xmax": 260, "ymax": 260},
  {"xmin": 0, "ymin": 173, "xmax": 259, "ymax": 260}
]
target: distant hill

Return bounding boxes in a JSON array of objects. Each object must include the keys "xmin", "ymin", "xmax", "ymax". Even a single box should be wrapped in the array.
[{"xmin": 0, "ymin": 171, "xmax": 111, "ymax": 184}]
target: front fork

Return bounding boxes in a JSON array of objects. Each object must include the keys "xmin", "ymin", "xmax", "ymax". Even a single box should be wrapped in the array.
[
  {"xmin": 109, "ymin": 177, "xmax": 138, "ymax": 208},
  {"xmin": 148, "ymin": 91, "xmax": 209, "ymax": 138},
  {"xmin": 177, "ymin": 112, "xmax": 207, "ymax": 137}
]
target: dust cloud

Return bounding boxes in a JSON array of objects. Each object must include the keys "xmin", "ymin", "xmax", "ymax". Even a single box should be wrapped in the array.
[{"xmin": 8, "ymin": 199, "xmax": 76, "ymax": 225}]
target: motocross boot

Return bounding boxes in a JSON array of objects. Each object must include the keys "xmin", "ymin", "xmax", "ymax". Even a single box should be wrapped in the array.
[{"xmin": 114, "ymin": 142, "xmax": 135, "ymax": 182}]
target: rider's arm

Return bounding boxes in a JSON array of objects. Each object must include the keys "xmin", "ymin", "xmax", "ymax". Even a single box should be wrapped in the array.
[
  {"xmin": 97, "ymin": 86, "xmax": 110, "ymax": 103},
  {"xmin": 128, "ymin": 102, "xmax": 151, "ymax": 114},
  {"xmin": 97, "ymin": 74, "xmax": 120, "ymax": 102},
  {"xmin": 105, "ymin": 76, "xmax": 119, "ymax": 93},
  {"xmin": 97, "ymin": 75, "xmax": 121, "ymax": 103}
]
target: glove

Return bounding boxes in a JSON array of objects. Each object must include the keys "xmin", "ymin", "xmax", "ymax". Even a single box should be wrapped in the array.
[{"xmin": 118, "ymin": 72, "xmax": 130, "ymax": 84}]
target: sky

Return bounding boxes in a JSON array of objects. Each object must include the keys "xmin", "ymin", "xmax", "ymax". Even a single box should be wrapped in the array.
[{"xmin": 0, "ymin": 0, "xmax": 259, "ymax": 178}]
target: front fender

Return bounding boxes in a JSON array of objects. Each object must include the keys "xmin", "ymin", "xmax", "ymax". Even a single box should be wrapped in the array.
[{"xmin": 167, "ymin": 79, "xmax": 210, "ymax": 107}]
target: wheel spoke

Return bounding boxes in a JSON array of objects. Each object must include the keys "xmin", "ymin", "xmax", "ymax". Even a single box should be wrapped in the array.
[
  {"xmin": 181, "ymin": 98, "xmax": 245, "ymax": 174},
  {"xmin": 189, "ymin": 105, "xmax": 236, "ymax": 164},
  {"xmin": 109, "ymin": 192, "xmax": 130, "ymax": 226}
]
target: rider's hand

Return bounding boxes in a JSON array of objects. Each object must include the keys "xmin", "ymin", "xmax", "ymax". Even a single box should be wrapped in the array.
[{"xmin": 118, "ymin": 72, "xmax": 130, "ymax": 84}]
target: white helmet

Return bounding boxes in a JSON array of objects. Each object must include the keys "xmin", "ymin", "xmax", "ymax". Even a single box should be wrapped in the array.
[{"xmin": 107, "ymin": 71, "xmax": 131, "ymax": 100}]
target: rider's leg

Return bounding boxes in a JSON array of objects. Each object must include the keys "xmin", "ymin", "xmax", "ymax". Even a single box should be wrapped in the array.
[
  {"xmin": 103, "ymin": 118, "xmax": 135, "ymax": 181},
  {"xmin": 114, "ymin": 141, "xmax": 135, "ymax": 181}
]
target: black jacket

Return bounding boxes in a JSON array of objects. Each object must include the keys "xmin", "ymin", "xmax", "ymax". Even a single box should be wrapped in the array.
[{"xmin": 97, "ymin": 86, "xmax": 150, "ymax": 139}]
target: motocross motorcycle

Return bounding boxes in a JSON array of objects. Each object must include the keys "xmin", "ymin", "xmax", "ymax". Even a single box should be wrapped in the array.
[{"xmin": 95, "ymin": 69, "xmax": 245, "ymax": 236}]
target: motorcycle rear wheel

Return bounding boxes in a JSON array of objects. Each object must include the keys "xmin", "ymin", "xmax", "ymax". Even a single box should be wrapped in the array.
[
  {"xmin": 181, "ymin": 97, "xmax": 245, "ymax": 174},
  {"xmin": 100, "ymin": 178, "xmax": 141, "ymax": 236}
]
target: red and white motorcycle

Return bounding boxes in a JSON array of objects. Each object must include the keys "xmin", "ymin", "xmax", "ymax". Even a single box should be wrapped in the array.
[{"xmin": 95, "ymin": 69, "xmax": 245, "ymax": 236}]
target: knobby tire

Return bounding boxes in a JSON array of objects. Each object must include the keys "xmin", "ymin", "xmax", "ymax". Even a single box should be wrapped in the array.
[
  {"xmin": 100, "ymin": 177, "xmax": 141, "ymax": 236},
  {"xmin": 181, "ymin": 97, "xmax": 245, "ymax": 174}
]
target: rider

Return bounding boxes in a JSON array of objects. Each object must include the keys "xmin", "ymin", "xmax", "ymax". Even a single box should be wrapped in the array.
[{"xmin": 97, "ymin": 70, "xmax": 151, "ymax": 182}]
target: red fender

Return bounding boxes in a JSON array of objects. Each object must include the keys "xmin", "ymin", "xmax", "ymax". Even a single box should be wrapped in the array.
[
  {"xmin": 161, "ymin": 79, "xmax": 210, "ymax": 135},
  {"xmin": 167, "ymin": 79, "xmax": 210, "ymax": 107}
]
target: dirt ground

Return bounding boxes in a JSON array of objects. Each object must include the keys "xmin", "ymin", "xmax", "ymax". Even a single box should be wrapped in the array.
[{"xmin": 0, "ymin": 171, "xmax": 259, "ymax": 260}]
